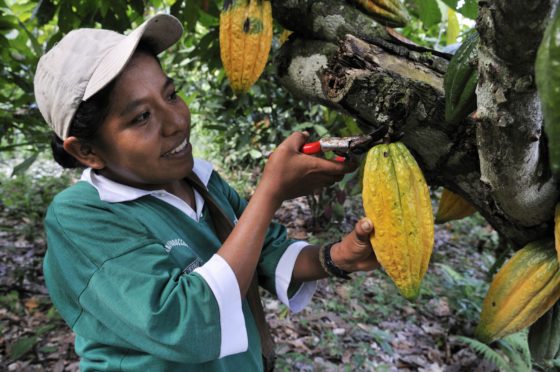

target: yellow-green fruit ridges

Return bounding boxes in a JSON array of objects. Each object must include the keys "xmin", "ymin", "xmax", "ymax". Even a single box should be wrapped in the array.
[
  {"xmin": 362, "ymin": 142, "xmax": 434, "ymax": 300},
  {"xmin": 352, "ymin": 0, "xmax": 409, "ymax": 27},
  {"xmin": 219, "ymin": 0, "xmax": 273, "ymax": 94},
  {"xmin": 475, "ymin": 239, "xmax": 560, "ymax": 343},
  {"xmin": 435, "ymin": 188, "xmax": 476, "ymax": 224}
]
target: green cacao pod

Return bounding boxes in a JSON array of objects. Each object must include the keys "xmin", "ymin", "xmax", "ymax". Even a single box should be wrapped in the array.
[
  {"xmin": 444, "ymin": 30, "xmax": 479, "ymax": 125},
  {"xmin": 528, "ymin": 301, "xmax": 560, "ymax": 362},
  {"xmin": 219, "ymin": 0, "xmax": 273, "ymax": 94},
  {"xmin": 536, "ymin": 7, "xmax": 560, "ymax": 175},
  {"xmin": 349, "ymin": 0, "xmax": 409, "ymax": 28},
  {"xmin": 362, "ymin": 142, "xmax": 434, "ymax": 300},
  {"xmin": 475, "ymin": 239, "xmax": 560, "ymax": 343},
  {"xmin": 435, "ymin": 188, "xmax": 476, "ymax": 224}
]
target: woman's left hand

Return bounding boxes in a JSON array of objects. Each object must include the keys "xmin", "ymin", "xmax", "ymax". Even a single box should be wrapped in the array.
[{"xmin": 331, "ymin": 217, "xmax": 379, "ymax": 272}]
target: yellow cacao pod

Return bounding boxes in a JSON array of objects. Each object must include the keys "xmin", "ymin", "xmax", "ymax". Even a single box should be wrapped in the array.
[
  {"xmin": 349, "ymin": 0, "xmax": 409, "ymax": 28},
  {"xmin": 219, "ymin": 0, "xmax": 273, "ymax": 94},
  {"xmin": 555, "ymin": 203, "xmax": 560, "ymax": 262},
  {"xmin": 475, "ymin": 239, "xmax": 560, "ymax": 344},
  {"xmin": 279, "ymin": 28, "xmax": 293, "ymax": 45},
  {"xmin": 435, "ymin": 188, "xmax": 476, "ymax": 224},
  {"xmin": 362, "ymin": 142, "xmax": 434, "ymax": 300}
]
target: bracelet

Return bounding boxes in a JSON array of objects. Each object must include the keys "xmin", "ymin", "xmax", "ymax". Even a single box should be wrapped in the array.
[{"xmin": 319, "ymin": 243, "xmax": 351, "ymax": 280}]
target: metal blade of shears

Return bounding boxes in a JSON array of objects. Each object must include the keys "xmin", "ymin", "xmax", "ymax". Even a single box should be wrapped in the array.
[{"xmin": 302, "ymin": 126, "xmax": 389, "ymax": 157}]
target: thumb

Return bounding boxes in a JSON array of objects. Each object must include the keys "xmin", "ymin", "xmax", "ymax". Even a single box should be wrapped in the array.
[{"xmin": 353, "ymin": 217, "xmax": 374, "ymax": 244}]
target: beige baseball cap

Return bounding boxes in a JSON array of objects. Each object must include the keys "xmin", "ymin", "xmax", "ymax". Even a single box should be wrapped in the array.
[{"xmin": 34, "ymin": 14, "xmax": 183, "ymax": 140}]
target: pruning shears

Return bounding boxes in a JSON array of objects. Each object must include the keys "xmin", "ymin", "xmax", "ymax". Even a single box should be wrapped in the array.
[{"xmin": 302, "ymin": 126, "xmax": 389, "ymax": 161}]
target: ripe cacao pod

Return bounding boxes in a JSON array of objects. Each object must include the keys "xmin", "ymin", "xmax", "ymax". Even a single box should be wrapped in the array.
[
  {"xmin": 554, "ymin": 203, "xmax": 560, "ymax": 262},
  {"xmin": 219, "ymin": 0, "xmax": 273, "ymax": 94},
  {"xmin": 475, "ymin": 239, "xmax": 560, "ymax": 344},
  {"xmin": 528, "ymin": 301, "xmax": 560, "ymax": 362},
  {"xmin": 444, "ymin": 30, "xmax": 479, "ymax": 125},
  {"xmin": 362, "ymin": 142, "xmax": 434, "ymax": 300},
  {"xmin": 349, "ymin": 0, "xmax": 409, "ymax": 28},
  {"xmin": 279, "ymin": 28, "xmax": 293, "ymax": 45},
  {"xmin": 536, "ymin": 7, "xmax": 560, "ymax": 175},
  {"xmin": 435, "ymin": 188, "xmax": 476, "ymax": 224}
]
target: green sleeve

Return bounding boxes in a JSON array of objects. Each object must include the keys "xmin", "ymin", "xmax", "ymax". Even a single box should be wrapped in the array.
[{"xmin": 44, "ymin": 194, "xmax": 230, "ymax": 364}]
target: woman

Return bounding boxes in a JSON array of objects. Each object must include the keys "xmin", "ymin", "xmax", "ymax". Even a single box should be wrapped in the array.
[{"xmin": 34, "ymin": 14, "xmax": 378, "ymax": 371}]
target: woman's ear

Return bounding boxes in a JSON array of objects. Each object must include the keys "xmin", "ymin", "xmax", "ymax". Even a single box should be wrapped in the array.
[{"xmin": 63, "ymin": 136, "xmax": 105, "ymax": 169}]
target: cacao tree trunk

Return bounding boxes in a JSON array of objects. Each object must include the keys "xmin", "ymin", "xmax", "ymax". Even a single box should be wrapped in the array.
[{"xmin": 271, "ymin": 0, "xmax": 560, "ymax": 248}]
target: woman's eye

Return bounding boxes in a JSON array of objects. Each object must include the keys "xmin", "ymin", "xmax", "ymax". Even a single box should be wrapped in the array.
[
  {"xmin": 168, "ymin": 90, "xmax": 178, "ymax": 101},
  {"xmin": 132, "ymin": 111, "xmax": 150, "ymax": 124}
]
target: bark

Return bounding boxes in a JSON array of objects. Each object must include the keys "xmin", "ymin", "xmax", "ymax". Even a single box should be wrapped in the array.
[
  {"xmin": 476, "ymin": 0, "xmax": 559, "ymax": 227},
  {"xmin": 271, "ymin": 0, "xmax": 389, "ymax": 43},
  {"xmin": 273, "ymin": 1, "xmax": 559, "ymax": 247}
]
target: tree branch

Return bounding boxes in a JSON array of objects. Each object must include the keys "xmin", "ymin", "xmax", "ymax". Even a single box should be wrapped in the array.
[
  {"xmin": 272, "ymin": 0, "xmax": 388, "ymax": 43},
  {"xmin": 476, "ymin": 0, "xmax": 559, "ymax": 227},
  {"xmin": 276, "ymin": 33, "xmax": 553, "ymax": 246}
]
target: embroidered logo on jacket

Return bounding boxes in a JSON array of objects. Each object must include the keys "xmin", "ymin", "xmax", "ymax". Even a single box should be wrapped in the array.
[{"xmin": 164, "ymin": 238, "xmax": 190, "ymax": 253}]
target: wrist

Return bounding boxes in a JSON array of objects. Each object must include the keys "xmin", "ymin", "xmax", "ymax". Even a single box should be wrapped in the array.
[
  {"xmin": 329, "ymin": 242, "xmax": 350, "ymax": 271},
  {"xmin": 253, "ymin": 182, "xmax": 283, "ymax": 211},
  {"xmin": 319, "ymin": 243, "xmax": 351, "ymax": 280}
]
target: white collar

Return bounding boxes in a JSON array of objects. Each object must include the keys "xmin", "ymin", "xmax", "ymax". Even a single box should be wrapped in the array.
[{"xmin": 80, "ymin": 158, "xmax": 213, "ymax": 221}]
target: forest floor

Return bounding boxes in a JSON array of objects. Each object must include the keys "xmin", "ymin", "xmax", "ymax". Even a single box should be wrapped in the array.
[{"xmin": 0, "ymin": 179, "xmax": 506, "ymax": 371}]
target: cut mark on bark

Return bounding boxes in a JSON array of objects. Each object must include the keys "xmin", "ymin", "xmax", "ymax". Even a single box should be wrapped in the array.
[{"xmin": 338, "ymin": 35, "xmax": 445, "ymax": 92}]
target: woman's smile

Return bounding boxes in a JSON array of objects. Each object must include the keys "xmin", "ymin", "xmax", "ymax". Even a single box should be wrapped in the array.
[{"xmin": 163, "ymin": 138, "xmax": 191, "ymax": 159}]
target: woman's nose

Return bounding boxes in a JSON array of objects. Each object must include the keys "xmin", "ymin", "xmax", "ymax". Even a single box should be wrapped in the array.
[{"xmin": 161, "ymin": 106, "xmax": 189, "ymax": 136}]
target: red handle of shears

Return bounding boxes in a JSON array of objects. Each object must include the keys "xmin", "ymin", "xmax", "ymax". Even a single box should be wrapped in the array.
[
  {"xmin": 302, "ymin": 141, "xmax": 345, "ymax": 162},
  {"xmin": 302, "ymin": 142, "xmax": 321, "ymax": 155}
]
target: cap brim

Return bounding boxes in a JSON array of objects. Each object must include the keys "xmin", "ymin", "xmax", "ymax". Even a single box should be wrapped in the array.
[{"xmin": 83, "ymin": 14, "xmax": 183, "ymax": 101}]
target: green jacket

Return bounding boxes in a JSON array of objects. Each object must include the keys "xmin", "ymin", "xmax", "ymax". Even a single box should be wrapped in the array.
[{"xmin": 43, "ymin": 160, "xmax": 315, "ymax": 371}]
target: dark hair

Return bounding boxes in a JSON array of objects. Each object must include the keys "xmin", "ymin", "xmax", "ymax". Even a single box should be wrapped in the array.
[
  {"xmin": 50, "ymin": 79, "xmax": 115, "ymax": 168},
  {"xmin": 51, "ymin": 41, "xmax": 158, "ymax": 168}
]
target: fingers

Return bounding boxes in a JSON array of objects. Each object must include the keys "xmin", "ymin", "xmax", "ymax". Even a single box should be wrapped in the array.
[
  {"xmin": 281, "ymin": 131, "xmax": 309, "ymax": 150},
  {"xmin": 354, "ymin": 217, "xmax": 374, "ymax": 243},
  {"xmin": 310, "ymin": 154, "xmax": 359, "ymax": 176}
]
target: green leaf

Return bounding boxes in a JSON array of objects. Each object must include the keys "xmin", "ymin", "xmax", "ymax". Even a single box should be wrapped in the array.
[
  {"xmin": 313, "ymin": 124, "xmax": 328, "ymax": 137},
  {"xmin": 17, "ymin": 19, "xmax": 42, "ymax": 56},
  {"xmin": 439, "ymin": 0, "xmax": 478, "ymax": 19},
  {"xmin": 8, "ymin": 335, "xmax": 38, "ymax": 360},
  {"xmin": 11, "ymin": 153, "xmax": 38, "ymax": 176},
  {"xmin": 371, "ymin": 328, "xmax": 394, "ymax": 354},
  {"xmin": 249, "ymin": 149, "xmax": 262, "ymax": 159},
  {"xmin": 32, "ymin": 0, "xmax": 57, "ymax": 26},
  {"xmin": 460, "ymin": 0, "xmax": 478, "ymax": 20},
  {"xmin": 435, "ymin": 263, "xmax": 463, "ymax": 282},
  {"xmin": 171, "ymin": 0, "xmax": 200, "ymax": 32},
  {"xmin": 456, "ymin": 335, "xmax": 510, "ymax": 371},
  {"xmin": 0, "ymin": 34, "xmax": 9, "ymax": 48},
  {"xmin": 128, "ymin": 0, "xmax": 145, "ymax": 17},
  {"xmin": 0, "ymin": 15, "xmax": 18, "ymax": 31},
  {"xmin": 36, "ymin": 324, "xmax": 56, "ymax": 336},
  {"xmin": 416, "ymin": 0, "xmax": 442, "ymax": 27}
]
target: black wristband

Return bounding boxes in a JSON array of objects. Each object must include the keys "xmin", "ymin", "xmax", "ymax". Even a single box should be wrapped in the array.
[{"xmin": 319, "ymin": 243, "xmax": 351, "ymax": 280}]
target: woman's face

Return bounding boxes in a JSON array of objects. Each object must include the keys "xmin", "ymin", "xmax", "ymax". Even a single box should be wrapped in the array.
[{"xmin": 92, "ymin": 50, "xmax": 193, "ymax": 190}]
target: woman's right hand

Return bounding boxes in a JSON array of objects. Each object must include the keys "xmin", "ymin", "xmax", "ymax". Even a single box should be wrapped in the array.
[{"xmin": 259, "ymin": 132, "xmax": 358, "ymax": 206}]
